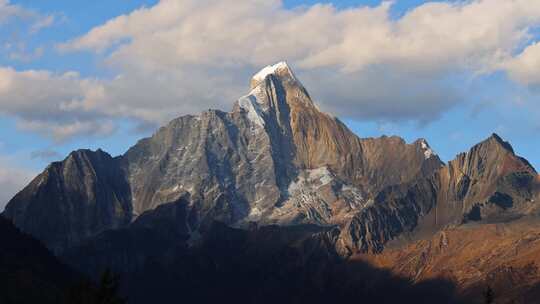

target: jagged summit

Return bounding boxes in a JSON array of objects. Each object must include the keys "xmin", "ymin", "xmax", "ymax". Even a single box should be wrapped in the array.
[
  {"xmin": 250, "ymin": 61, "xmax": 297, "ymax": 89},
  {"xmin": 448, "ymin": 133, "xmax": 537, "ymax": 179},
  {"xmin": 252, "ymin": 61, "xmax": 292, "ymax": 81},
  {"xmin": 250, "ymin": 61, "xmax": 303, "ymax": 90},
  {"xmin": 414, "ymin": 138, "xmax": 437, "ymax": 160},
  {"xmin": 486, "ymin": 132, "xmax": 515, "ymax": 153},
  {"xmin": 235, "ymin": 61, "xmax": 319, "ymax": 131}
]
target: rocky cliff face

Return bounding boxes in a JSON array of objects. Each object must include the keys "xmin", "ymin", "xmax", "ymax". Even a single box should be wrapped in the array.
[
  {"xmin": 3, "ymin": 149, "xmax": 132, "ymax": 253},
  {"xmin": 410, "ymin": 134, "xmax": 540, "ymax": 237},
  {"xmin": 344, "ymin": 133, "xmax": 540, "ymax": 254},
  {"xmin": 3, "ymin": 62, "xmax": 442, "ymax": 254}
]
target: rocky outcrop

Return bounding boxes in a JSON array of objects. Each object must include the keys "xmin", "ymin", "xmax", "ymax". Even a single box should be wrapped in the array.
[{"xmin": 338, "ymin": 176, "xmax": 440, "ymax": 254}]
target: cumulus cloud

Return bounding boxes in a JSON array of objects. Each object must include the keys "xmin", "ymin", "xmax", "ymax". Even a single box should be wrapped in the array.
[
  {"xmin": 0, "ymin": 67, "xmax": 117, "ymax": 141},
  {"xmin": 0, "ymin": 155, "xmax": 35, "ymax": 210},
  {"xmin": 504, "ymin": 42, "xmax": 540, "ymax": 87},
  {"xmin": 62, "ymin": 0, "xmax": 540, "ymax": 71},
  {"xmin": 4, "ymin": 0, "xmax": 540, "ymax": 139}
]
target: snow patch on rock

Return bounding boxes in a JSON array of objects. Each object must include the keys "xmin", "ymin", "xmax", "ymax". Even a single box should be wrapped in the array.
[
  {"xmin": 288, "ymin": 167, "xmax": 334, "ymax": 194},
  {"xmin": 252, "ymin": 61, "xmax": 291, "ymax": 82},
  {"xmin": 238, "ymin": 89, "xmax": 266, "ymax": 128},
  {"xmin": 420, "ymin": 139, "xmax": 436, "ymax": 160}
]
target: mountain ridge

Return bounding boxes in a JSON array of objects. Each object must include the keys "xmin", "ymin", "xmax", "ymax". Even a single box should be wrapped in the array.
[
  {"xmin": 4, "ymin": 62, "xmax": 447, "ymax": 254},
  {"xmin": 3, "ymin": 61, "xmax": 540, "ymax": 303}
]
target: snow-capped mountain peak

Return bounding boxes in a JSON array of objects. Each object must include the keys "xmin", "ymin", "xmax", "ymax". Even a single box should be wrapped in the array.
[{"xmin": 250, "ymin": 61, "xmax": 298, "ymax": 89}]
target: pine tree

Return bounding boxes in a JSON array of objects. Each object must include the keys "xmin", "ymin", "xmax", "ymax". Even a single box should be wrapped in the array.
[
  {"xmin": 65, "ymin": 269, "xmax": 126, "ymax": 304},
  {"xmin": 483, "ymin": 286, "xmax": 495, "ymax": 304},
  {"xmin": 95, "ymin": 269, "xmax": 127, "ymax": 304}
]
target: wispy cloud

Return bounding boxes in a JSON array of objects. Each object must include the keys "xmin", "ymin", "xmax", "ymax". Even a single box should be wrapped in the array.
[
  {"xmin": 7, "ymin": 45, "xmax": 44, "ymax": 62},
  {"xmin": 0, "ymin": 0, "xmax": 56, "ymax": 66},
  {"xmin": 30, "ymin": 149, "xmax": 62, "ymax": 161},
  {"xmin": 0, "ymin": 0, "xmax": 56, "ymax": 32},
  {"xmin": 29, "ymin": 14, "xmax": 55, "ymax": 33},
  {"xmin": 0, "ymin": 0, "xmax": 31, "ymax": 24}
]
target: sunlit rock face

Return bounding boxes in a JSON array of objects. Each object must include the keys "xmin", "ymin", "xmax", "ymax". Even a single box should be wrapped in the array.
[{"xmin": 357, "ymin": 220, "xmax": 540, "ymax": 303}]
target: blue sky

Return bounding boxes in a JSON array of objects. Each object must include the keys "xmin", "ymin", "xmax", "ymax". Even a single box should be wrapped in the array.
[{"xmin": 1, "ymin": 0, "xmax": 540, "ymax": 207}]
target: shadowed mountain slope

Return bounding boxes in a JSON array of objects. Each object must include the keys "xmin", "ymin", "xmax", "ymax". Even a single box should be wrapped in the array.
[{"xmin": 0, "ymin": 217, "xmax": 85, "ymax": 303}]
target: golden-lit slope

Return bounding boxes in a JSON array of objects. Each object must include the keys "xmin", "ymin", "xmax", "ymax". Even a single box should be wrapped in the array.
[{"xmin": 356, "ymin": 219, "xmax": 540, "ymax": 303}]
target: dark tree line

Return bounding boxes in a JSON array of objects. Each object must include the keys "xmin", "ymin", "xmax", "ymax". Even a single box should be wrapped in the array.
[{"xmin": 66, "ymin": 270, "xmax": 127, "ymax": 304}]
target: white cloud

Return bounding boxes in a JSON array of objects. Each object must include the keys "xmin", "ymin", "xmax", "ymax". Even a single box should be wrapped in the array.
[
  {"xmin": 0, "ymin": 67, "xmax": 117, "ymax": 141},
  {"xmin": 3, "ymin": 0, "xmax": 540, "ymax": 140},
  {"xmin": 62, "ymin": 0, "xmax": 540, "ymax": 72},
  {"xmin": 0, "ymin": 155, "xmax": 35, "ymax": 211},
  {"xmin": 504, "ymin": 42, "xmax": 540, "ymax": 86}
]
